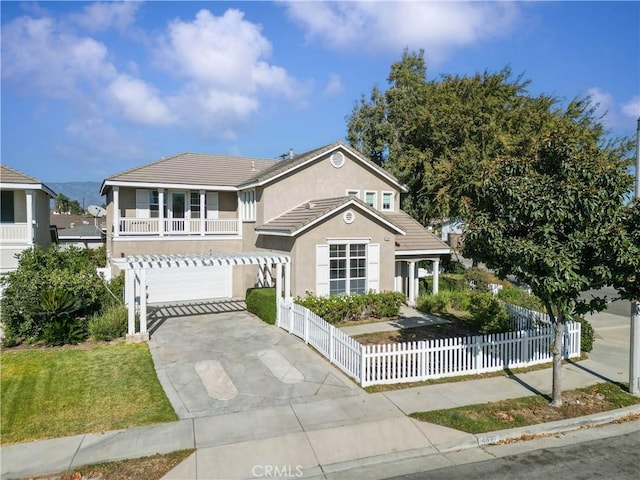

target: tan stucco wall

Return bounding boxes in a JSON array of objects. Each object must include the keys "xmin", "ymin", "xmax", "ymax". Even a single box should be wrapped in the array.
[
  {"xmin": 259, "ymin": 152, "xmax": 400, "ymax": 224},
  {"xmin": 13, "ymin": 191, "xmax": 27, "ymax": 223}
]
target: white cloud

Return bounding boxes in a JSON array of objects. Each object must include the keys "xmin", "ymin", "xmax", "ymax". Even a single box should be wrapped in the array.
[
  {"xmin": 156, "ymin": 8, "xmax": 308, "ymax": 132},
  {"xmin": 108, "ymin": 74, "xmax": 177, "ymax": 126},
  {"xmin": 1, "ymin": 15, "xmax": 116, "ymax": 96},
  {"xmin": 283, "ymin": 1, "xmax": 519, "ymax": 62},
  {"xmin": 324, "ymin": 73, "xmax": 344, "ymax": 97},
  {"xmin": 587, "ymin": 87, "xmax": 639, "ymax": 130},
  {"xmin": 622, "ymin": 96, "xmax": 640, "ymax": 119},
  {"xmin": 70, "ymin": 1, "xmax": 140, "ymax": 32}
]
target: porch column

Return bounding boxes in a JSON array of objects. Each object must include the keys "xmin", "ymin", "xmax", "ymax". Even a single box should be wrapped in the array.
[
  {"xmin": 158, "ymin": 189, "xmax": 165, "ymax": 236},
  {"xmin": 432, "ymin": 259, "xmax": 440, "ymax": 295},
  {"xmin": 200, "ymin": 190, "xmax": 206, "ymax": 236},
  {"xmin": 408, "ymin": 261, "xmax": 416, "ymax": 307},
  {"xmin": 284, "ymin": 261, "xmax": 291, "ymax": 301},
  {"xmin": 139, "ymin": 268, "xmax": 148, "ymax": 337},
  {"xmin": 113, "ymin": 186, "xmax": 119, "ymax": 238},
  {"xmin": 125, "ymin": 268, "xmax": 135, "ymax": 335},
  {"xmin": 25, "ymin": 189, "xmax": 34, "ymax": 245},
  {"xmin": 275, "ymin": 262, "xmax": 283, "ymax": 323}
]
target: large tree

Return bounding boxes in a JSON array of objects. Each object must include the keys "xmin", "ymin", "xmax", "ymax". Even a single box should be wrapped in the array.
[
  {"xmin": 463, "ymin": 113, "xmax": 634, "ymax": 406},
  {"xmin": 347, "ymin": 49, "xmax": 555, "ymax": 224}
]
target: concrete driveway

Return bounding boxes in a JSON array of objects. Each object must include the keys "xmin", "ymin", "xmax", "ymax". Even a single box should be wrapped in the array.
[{"xmin": 147, "ymin": 302, "xmax": 363, "ymax": 419}]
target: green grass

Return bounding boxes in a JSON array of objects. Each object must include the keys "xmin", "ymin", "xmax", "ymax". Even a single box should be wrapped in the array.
[
  {"xmin": 410, "ymin": 382, "xmax": 640, "ymax": 434},
  {"xmin": 1, "ymin": 343, "xmax": 178, "ymax": 445}
]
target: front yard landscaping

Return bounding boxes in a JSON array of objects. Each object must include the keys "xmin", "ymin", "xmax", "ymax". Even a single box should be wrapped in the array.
[
  {"xmin": 410, "ymin": 382, "xmax": 640, "ymax": 434},
  {"xmin": 0, "ymin": 342, "xmax": 177, "ymax": 445}
]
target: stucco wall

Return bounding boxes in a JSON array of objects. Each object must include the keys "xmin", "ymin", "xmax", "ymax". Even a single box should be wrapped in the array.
[
  {"xmin": 34, "ymin": 190, "xmax": 52, "ymax": 247},
  {"xmin": 259, "ymin": 152, "xmax": 400, "ymax": 224}
]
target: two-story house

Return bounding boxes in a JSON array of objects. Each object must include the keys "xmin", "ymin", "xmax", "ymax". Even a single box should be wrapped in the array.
[
  {"xmin": 100, "ymin": 142, "xmax": 449, "ymax": 313},
  {"xmin": 0, "ymin": 165, "xmax": 56, "ymax": 275}
]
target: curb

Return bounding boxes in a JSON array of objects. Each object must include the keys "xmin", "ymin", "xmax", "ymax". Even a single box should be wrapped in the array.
[{"xmin": 474, "ymin": 404, "xmax": 640, "ymax": 446}]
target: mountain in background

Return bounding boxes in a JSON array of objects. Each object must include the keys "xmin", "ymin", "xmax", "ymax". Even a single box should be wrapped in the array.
[{"xmin": 47, "ymin": 182, "xmax": 104, "ymax": 209}]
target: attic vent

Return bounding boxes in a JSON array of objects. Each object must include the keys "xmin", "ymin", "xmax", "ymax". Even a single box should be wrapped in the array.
[
  {"xmin": 330, "ymin": 152, "xmax": 345, "ymax": 168},
  {"xmin": 343, "ymin": 210, "xmax": 355, "ymax": 224},
  {"xmin": 305, "ymin": 202, "xmax": 315, "ymax": 209}
]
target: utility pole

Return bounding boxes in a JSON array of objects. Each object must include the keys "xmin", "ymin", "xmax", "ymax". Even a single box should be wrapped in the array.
[{"xmin": 631, "ymin": 116, "xmax": 640, "ymax": 395}]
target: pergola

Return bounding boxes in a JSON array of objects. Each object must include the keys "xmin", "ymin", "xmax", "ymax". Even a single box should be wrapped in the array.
[{"xmin": 120, "ymin": 252, "xmax": 291, "ymax": 342}]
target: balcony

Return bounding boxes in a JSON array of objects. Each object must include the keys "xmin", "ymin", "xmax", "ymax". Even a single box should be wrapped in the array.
[
  {"xmin": 117, "ymin": 218, "xmax": 241, "ymax": 236},
  {"xmin": 0, "ymin": 223, "xmax": 30, "ymax": 243}
]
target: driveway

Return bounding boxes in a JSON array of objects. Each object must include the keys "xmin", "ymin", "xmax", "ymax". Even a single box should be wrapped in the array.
[{"xmin": 148, "ymin": 302, "xmax": 364, "ymax": 419}]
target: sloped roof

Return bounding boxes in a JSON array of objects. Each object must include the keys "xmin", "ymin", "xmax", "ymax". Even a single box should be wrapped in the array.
[
  {"xmin": 255, "ymin": 196, "xmax": 405, "ymax": 237},
  {"xmin": 385, "ymin": 210, "xmax": 450, "ymax": 254},
  {"xmin": 102, "ymin": 152, "xmax": 279, "ymax": 192},
  {"xmin": 57, "ymin": 224, "xmax": 105, "ymax": 239},
  {"xmin": 0, "ymin": 164, "xmax": 56, "ymax": 197},
  {"xmin": 241, "ymin": 141, "xmax": 408, "ymax": 192}
]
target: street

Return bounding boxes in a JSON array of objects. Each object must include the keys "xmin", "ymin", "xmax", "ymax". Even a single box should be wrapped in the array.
[{"xmin": 385, "ymin": 430, "xmax": 640, "ymax": 480}]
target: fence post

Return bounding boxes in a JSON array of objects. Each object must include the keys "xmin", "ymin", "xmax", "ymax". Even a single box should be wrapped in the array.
[
  {"xmin": 304, "ymin": 308, "xmax": 309, "ymax": 344},
  {"xmin": 360, "ymin": 343, "xmax": 366, "ymax": 387},
  {"xmin": 329, "ymin": 326, "xmax": 335, "ymax": 363},
  {"xmin": 475, "ymin": 335, "xmax": 482, "ymax": 374},
  {"xmin": 522, "ymin": 329, "xmax": 529, "ymax": 366}
]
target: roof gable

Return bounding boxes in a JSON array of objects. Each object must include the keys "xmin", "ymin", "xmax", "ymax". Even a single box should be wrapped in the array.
[
  {"xmin": 0, "ymin": 165, "xmax": 56, "ymax": 197},
  {"xmin": 240, "ymin": 142, "xmax": 408, "ymax": 192},
  {"xmin": 255, "ymin": 196, "xmax": 405, "ymax": 237}
]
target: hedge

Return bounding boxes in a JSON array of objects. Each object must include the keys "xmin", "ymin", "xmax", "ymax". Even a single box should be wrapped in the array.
[
  {"xmin": 295, "ymin": 291, "xmax": 405, "ymax": 325},
  {"xmin": 246, "ymin": 288, "xmax": 277, "ymax": 325}
]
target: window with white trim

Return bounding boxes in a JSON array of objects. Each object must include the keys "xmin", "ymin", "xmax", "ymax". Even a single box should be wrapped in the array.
[
  {"xmin": 190, "ymin": 192, "xmax": 201, "ymax": 218},
  {"xmin": 364, "ymin": 191, "xmax": 377, "ymax": 209},
  {"xmin": 240, "ymin": 189, "xmax": 256, "ymax": 221},
  {"xmin": 381, "ymin": 192, "xmax": 393, "ymax": 211},
  {"xmin": 329, "ymin": 243, "xmax": 367, "ymax": 295}
]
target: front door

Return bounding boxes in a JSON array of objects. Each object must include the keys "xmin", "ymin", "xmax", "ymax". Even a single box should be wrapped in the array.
[{"xmin": 170, "ymin": 192, "xmax": 186, "ymax": 231}]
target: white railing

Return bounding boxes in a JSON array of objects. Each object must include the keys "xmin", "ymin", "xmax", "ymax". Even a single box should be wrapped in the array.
[
  {"xmin": 118, "ymin": 217, "xmax": 240, "ymax": 236},
  {"xmin": 278, "ymin": 300, "xmax": 581, "ymax": 387},
  {"xmin": 0, "ymin": 223, "xmax": 30, "ymax": 242}
]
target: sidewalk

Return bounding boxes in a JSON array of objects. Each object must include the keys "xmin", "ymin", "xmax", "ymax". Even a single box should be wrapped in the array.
[{"xmin": 1, "ymin": 311, "xmax": 637, "ymax": 479}]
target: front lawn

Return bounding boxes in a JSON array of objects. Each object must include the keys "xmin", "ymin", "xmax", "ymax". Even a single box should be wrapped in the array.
[
  {"xmin": 410, "ymin": 382, "xmax": 640, "ymax": 434},
  {"xmin": 1, "ymin": 343, "xmax": 177, "ymax": 445}
]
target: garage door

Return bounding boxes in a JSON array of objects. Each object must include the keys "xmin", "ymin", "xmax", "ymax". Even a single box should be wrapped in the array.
[{"xmin": 145, "ymin": 265, "xmax": 232, "ymax": 303}]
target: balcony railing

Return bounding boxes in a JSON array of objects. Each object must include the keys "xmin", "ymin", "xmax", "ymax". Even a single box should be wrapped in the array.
[
  {"xmin": 0, "ymin": 223, "xmax": 30, "ymax": 243},
  {"xmin": 118, "ymin": 218, "xmax": 240, "ymax": 236}
]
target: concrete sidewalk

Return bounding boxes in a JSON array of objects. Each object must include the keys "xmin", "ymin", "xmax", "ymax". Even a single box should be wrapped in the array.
[{"xmin": 1, "ymin": 310, "xmax": 637, "ymax": 479}]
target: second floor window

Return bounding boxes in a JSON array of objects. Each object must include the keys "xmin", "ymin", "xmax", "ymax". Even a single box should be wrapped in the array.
[
  {"xmin": 381, "ymin": 192, "xmax": 393, "ymax": 211},
  {"xmin": 190, "ymin": 192, "xmax": 201, "ymax": 218},
  {"xmin": 364, "ymin": 191, "xmax": 377, "ymax": 209}
]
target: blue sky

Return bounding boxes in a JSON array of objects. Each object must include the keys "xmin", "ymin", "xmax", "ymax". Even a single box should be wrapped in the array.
[{"xmin": 2, "ymin": 1, "xmax": 639, "ymax": 183}]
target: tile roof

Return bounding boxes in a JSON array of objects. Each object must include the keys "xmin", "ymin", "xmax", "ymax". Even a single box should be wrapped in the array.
[
  {"xmin": 256, "ymin": 196, "xmax": 404, "ymax": 236},
  {"xmin": 241, "ymin": 141, "xmax": 407, "ymax": 191},
  {"xmin": 57, "ymin": 224, "xmax": 105, "ymax": 238},
  {"xmin": 0, "ymin": 164, "xmax": 56, "ymax": 196},
  {"xmin": 103, "ymin": 152, "xmax": 279, "ymax": 189},
  {"xmin": 385, "ymin": 211, "xmax": 450, "ymax": 253},
  {"xmin": 50, "ymin": 212, "xmax": 106, "ymax": 229}
]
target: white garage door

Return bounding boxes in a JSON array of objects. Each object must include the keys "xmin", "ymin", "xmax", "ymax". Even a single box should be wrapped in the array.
[{"xmin": 145, "ymin": 265, "xmax": 232, "ymax": 303}]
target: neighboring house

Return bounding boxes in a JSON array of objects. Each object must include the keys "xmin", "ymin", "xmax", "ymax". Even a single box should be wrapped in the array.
[
  {"xmin": 0, "ymin": 165, "xmax": 56, "ymax": 274},
  {"xmin": 440, "ymin": 218, "xmax": 464, "ymax": 249},
  {"xmin": 50, "ymin": 212, "xmax": 106, "ymax": 250},
  {"xmin": 100, "ymin": 141, "xmax": 450, "ymax": 307}
]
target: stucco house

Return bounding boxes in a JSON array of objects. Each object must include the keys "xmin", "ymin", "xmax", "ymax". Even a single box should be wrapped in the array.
[
  {"xmin": 100, "ymin": 142, "xmax": 449, "ymax": 313},
  {"xmin": 0, "ymin": 165, "xmax": 56, "ymax": 275}
]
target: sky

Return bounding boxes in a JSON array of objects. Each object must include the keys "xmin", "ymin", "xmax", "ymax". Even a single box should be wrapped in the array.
[{"xmin": 1, "ymin": 1, "xmax": 639, "ymax": 183}]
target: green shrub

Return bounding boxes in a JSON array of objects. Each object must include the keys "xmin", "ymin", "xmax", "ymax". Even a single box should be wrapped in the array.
[
  {"xmin": 103, "ymin": 272, "xmax": 125, "ymax": 307},
  {"xmin": 88, "ymin": 304, "xmax": 128, "ymax": 341},
  {"xmin": 295, "ymin": 291, "xmax": 405, "ymax": 324},
  {"xmin": 42, "ymin": 318, "xmax": 87, "ymax": 346},
  {"xmin": 421, "ymin": 274, "xmax": 467, "ymax": 294},
  {"xmin": 417, "ymin": 293, "xmax": 449, "ymax": 314},
  {"xmin": 246, "ymin": 288, "xmax": 277, "ymax": 324},
  {"xmin": 1, "ymin": 245, "xmax": 106, "ymax": 345},
  {"xmin": 573, "ymin": 315, "xmax": 595, "ymax": 353},
  {"xmin": 467, "ymin": 292, "xmax": 511, "ymax": 334},
  {"xmin": 497, "ymin": 286, "xmax": 545, "ymax": 311}
]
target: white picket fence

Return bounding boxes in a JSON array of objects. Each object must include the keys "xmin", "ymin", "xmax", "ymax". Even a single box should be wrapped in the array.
[{"xmin": 277, "ymin": 300, "xmax": 581, "ymax": 387}]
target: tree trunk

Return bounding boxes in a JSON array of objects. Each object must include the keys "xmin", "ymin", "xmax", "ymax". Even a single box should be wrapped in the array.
[{"xmin": 551, "ymin": 317, "xmax": 565, "ymax": 407}]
